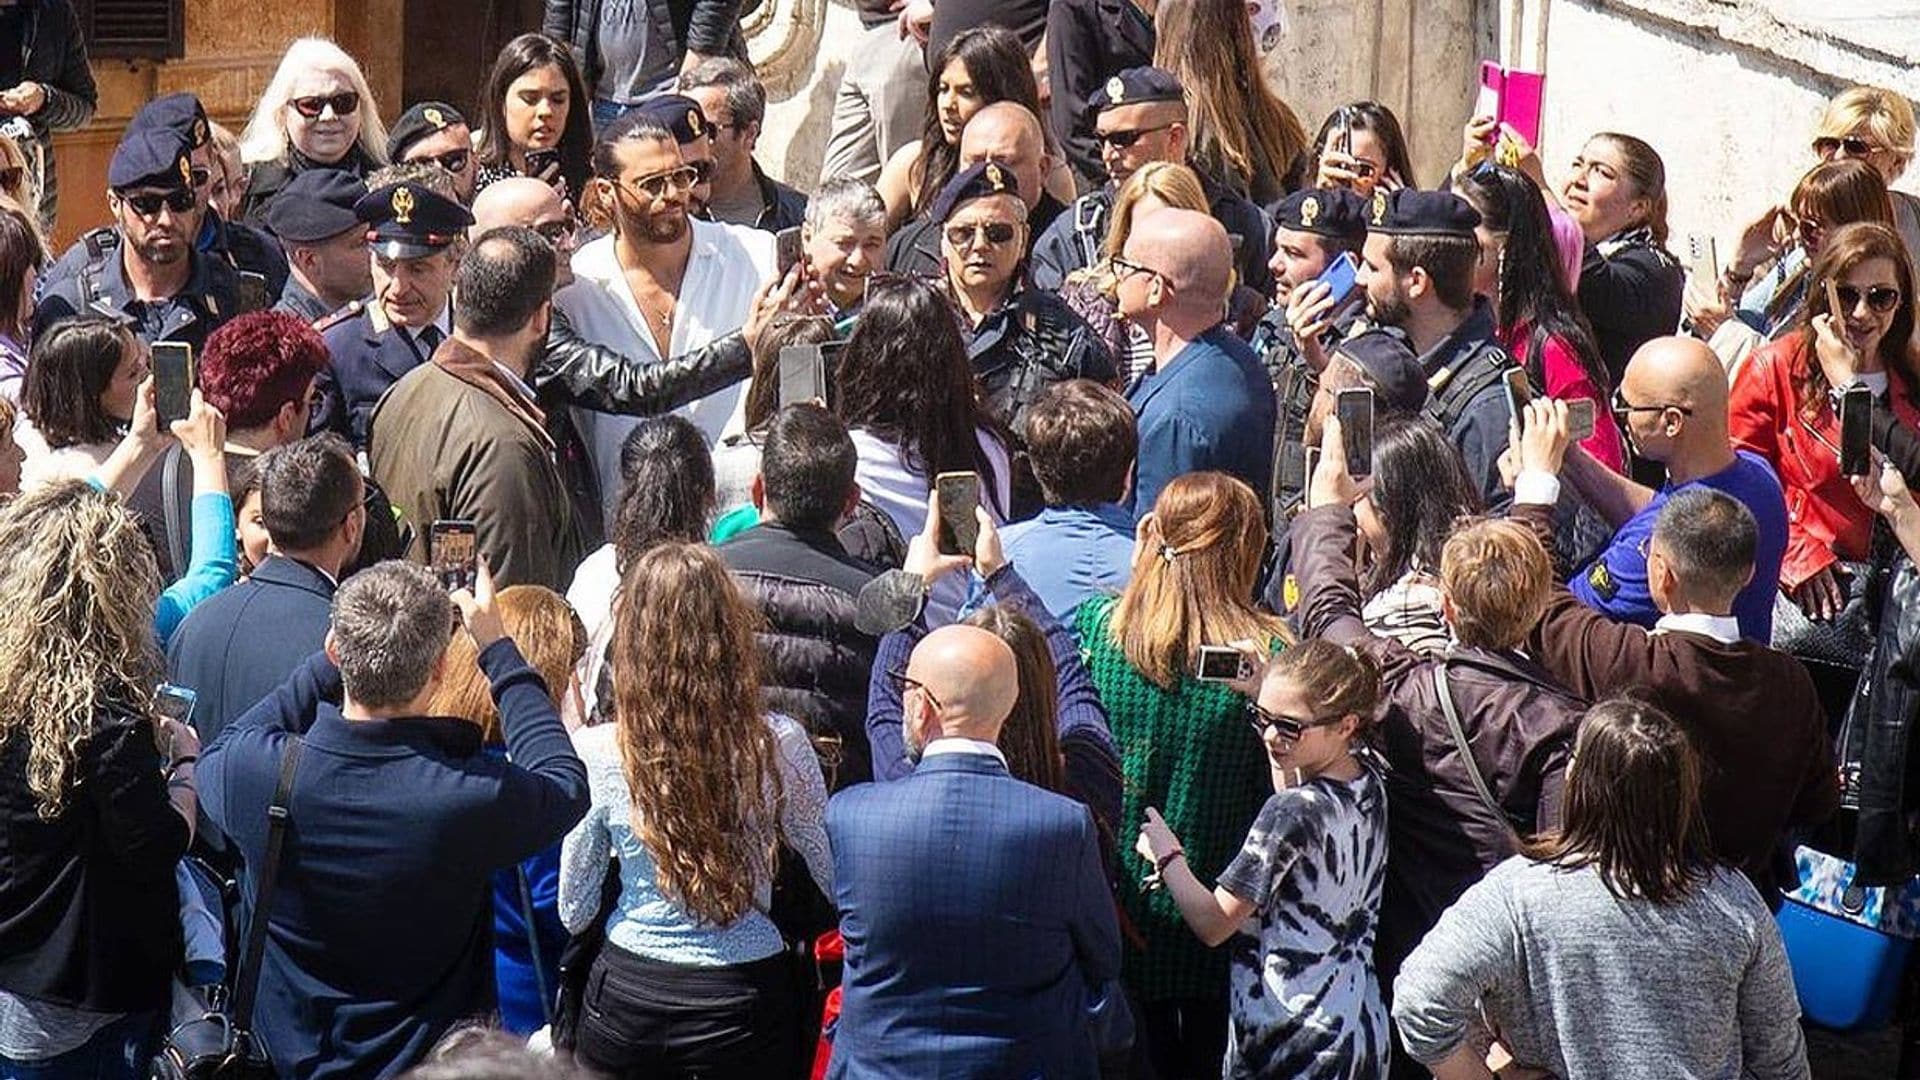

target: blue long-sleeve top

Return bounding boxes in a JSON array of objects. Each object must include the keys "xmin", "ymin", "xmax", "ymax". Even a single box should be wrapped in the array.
[
  {"xmin": 86, "ymin": 474, "xmax": 237, "ymax": 646},
  {"xmin": 867, "ymin": 565, "xmax": 1124, "ymax": 840}
]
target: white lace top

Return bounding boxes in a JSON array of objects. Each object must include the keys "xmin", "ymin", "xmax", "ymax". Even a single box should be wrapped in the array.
[{"xmin": 556, "ymin": 714, "xmax": 833, "ymax": 966}]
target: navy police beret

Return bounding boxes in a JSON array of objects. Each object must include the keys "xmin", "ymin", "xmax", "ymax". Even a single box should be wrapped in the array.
[
  {"xmin": 387, "ymin": 102, "xmax": 468, "ymax": 163},
  {"xmin": 1333, "ymin": 330, "xmax": 1428, "ymax": 415},
  {"xmin": 355, "ymin": 180, "xmax": 473, "ymax": 259},
  {"xmin": 929, "ymin": 161, "xmax": 1023, "ymax": 224},
  {"xmin": 266, "ymin": 169, "xmax": 368, "ymax": 244},
  {"xmin": 109, "ymin": 126, "xmax": 196, "ymax": 192},
  {"xmin": 636, "ymin": 94, "xmax": 710, "ymax": 145},
  {"xmin": 1272, "ymin": 188, "xmax": 1367, "ymax": 245},
  {"xmin": 1366, "ymin": 189, "xmax": 1481, "ymax": 239},
  {"xmin": 128, "ymin": 92, "xmax": 211, "ymax": 150},
  {"xmin": 1089, "ymin": 67, "xmax": 1185, "ymax": 114}
]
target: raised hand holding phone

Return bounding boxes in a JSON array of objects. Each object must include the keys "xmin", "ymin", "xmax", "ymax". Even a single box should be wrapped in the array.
[
  {"xmin": 450, "ymin": 553, "xmax": 507, "ymax": 648},
  {"xmin": 1309, "ymin": 415, "xmax": 1372, "ymax": 509}
]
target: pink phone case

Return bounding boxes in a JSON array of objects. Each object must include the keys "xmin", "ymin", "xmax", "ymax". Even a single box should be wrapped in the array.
[{"xmin": 1477, "ymin": 62, "xmax": 1545, "ymax": 149}]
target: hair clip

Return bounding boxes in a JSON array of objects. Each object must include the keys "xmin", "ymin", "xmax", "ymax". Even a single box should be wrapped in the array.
[{"xmin": 1159, "ymin": 544, "xmax": 1180, "ymax": 564}]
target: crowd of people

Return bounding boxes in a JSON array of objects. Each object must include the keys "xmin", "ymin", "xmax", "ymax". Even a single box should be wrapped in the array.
[{"xmin": 0, "ymin": 0, "xmax": 1912, "ymax": 1078}]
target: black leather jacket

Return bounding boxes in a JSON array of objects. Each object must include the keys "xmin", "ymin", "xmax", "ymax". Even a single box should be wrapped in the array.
[
  {"xmin": 543, "ymin": 0, "xmax": 745, "ymax": 88},
  {"xmin": 535, "ymin": 306, "xmax": 754, "ymax": 543}
]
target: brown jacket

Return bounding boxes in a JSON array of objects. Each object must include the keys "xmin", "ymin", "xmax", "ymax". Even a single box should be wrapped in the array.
[
  {"xmin": 1290, "ymin": 503, "xmax": 1583, "ymax": 981},
  {"xmin": 1513, "ymin": 502, "xmax": 1841, "ymax": 897},
  {"xmin": 368, "ymin": 338, "xmax": 584, "ymax": 593}
]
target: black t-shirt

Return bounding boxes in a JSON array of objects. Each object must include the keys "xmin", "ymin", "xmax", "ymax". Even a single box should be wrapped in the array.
[
  {"xmin": 0, "ymin": 7, "xmax": 26, "ymax": 92},
  {"xmin": 928, "ymin": 0, "xmax": 1048, "ymax": 65}
]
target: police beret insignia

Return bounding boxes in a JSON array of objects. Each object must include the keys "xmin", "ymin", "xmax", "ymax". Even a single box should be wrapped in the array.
[
  {"xmin": 985, "ymin": 163, "xmax": 1006, "ymax": 191},
  {"xmin": 193, "ymin": 118, "xmax": 209, "ymax": 145},
  {"xmin": 423, "ymin": 106, "xmax": 445, "ymax": 128},
  {"xmin": 1301, "ymin": 195, "xmax": 1319, "ymax": 228},
  {"xmin": 688, "ymin": 109, "xmax": 704, "ymax": 137},
  {"xmin": 1370, "ymin": 191, "xmax": 1388, "ymax": 226},
  {"xmin": 1106, "ymin": 76, "xmax": 1126, "ymax": 104},
  {"xmin": 179, "ymin": 155, "xmax": 193, "ymax": 187},
  {"xmin": 392, "ymin": 185, "xmax": 416, "ymax": 225}
]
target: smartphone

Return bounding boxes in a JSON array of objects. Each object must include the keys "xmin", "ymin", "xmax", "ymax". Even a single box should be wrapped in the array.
[
  {"xmin": 1335, "ymin": 110, "xmax": 1354, "ymax": 157},
  {"xmin": 777, "ymin": 344, "xmax": 827, "ymax": 407},
  {"xmin": 1566, "ymin": 397, "xmax": 1597, "ymax": 442},
  {"xmin": 1334, "ymin": 387, "xmax": 1374, "ymax": 478},
  {"xmin": 933, "ymin": 471, "xmax": 980, "ymax": 556},
  {"xmin": 1502, "ymin": 366, "xmax": 1532, "ymax": 421},
  {"xmin": 524, "ymin": 148, "xmax": 562, "ymax": 183},
  {"xmin": 1686, "ymin": 232, "xmax": 1719, "ymax": 286},
  {"xmin": 428, "ymin": 519, "xmax": 479, "ymax": 592},
  {"xmin": 155, "ymin": 682, "xmax": 197, "ymax": 725},
  {"xmin": 152, "ymin": 341, "xmax": 194, "ymax": 428},
  {"xmin": 1314, "ymin": 251, "xmax": 1361, "ymax": 306},
  {"xmin": 1840, "ymin": 384, "xmax": 1873, "ymax": 477},
  {"xmin": 1195, "ymin": 645, "xmax": 1252, "ymax": 684},
  {"xmin": 775, "ymin": 226, "xmax": 804, "ymax": 277},
  {"xmin": 1303, "ymin": 444, "xmax": 1321, "ymax": 482}
]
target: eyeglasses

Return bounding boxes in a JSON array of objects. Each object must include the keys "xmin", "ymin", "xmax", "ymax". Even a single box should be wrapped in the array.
[
  {"xmin": 1096, "ymin": 123, "xmax": 1174, "ymax": 149},
  {"xmin": 1609, "ymin": 386, "xmax": 1694, "ymax": 420},
  {"xmin": 888, "ymin": 666, "xmax": 943, "ymax": 714},
  {"xmin": 615, "ymin": 165, "xmax": 701, "ymax": 201},
  {"xmin": 533, "ymin": 218, "xmax": 576, "ymax": 246},
  {"xmin": 1813, "ymin": 135, "xmax": 1885, "ymax": 159},
  {"xmin": 289, "ymin": 92, "xmax": 361, "ymax": 119},
  {"xmin": 413, "ymin": 149, "xmax": 471, "ymax": 174},
  {"xmin": 1833, "ymin": 283, "xmax": 1904, "ymax": 314},
  {"xmin": 685, "ymin": 159, "xmax": 714, "ymax": 185},
  {"xmin": 942, "ymin": 221, "xmax": 1020, "ymax": 249},
  {"xmin": 1243, "ymin": 700, "xmax": 1307, "ymax": 742},
  {"xmin": 119, "ymin": 189, "xmax": 196, "ymax": 217},
  {"xmin": 1108, "ymin": 254, "xmax": 1163, "ymax": 282}
]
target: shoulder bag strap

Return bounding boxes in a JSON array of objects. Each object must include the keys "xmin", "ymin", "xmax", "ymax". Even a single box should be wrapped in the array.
[
  {"xmin": 230, "ymin": 736, "xmax": 301, "ymax": 1030},
  {"xmin": 1431, "ymin": 660, "xmax": 1515, "ymax": 840},
  {"xmin": 515, "ymin": 864, "xmax": 554, "ymax": 1025}
]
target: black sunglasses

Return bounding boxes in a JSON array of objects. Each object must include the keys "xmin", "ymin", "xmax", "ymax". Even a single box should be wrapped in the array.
[
  {"xmin": 1813, "ymin": 135, "xmax": 1883, "ymax": 158},
  {"xmin": 1834, "ymin": 283, "xmax": 1904, "ymax": 314},
  {"xmin": 943, "ymin": 221, "xmax": 1019, "ymax": 248},
  {"xmin": 121, "ymin": 189, "xmax": 197, "ymax": 217},
  {"xmin": 533, "ymin": 219, "xmax": 575, "ymax": 246},
  {"xmin": 413, "ymin": 149, "xmax": 471, "ymax": 174},
  {"xmin": 290, "ymin": 92, "xmax": 361, "ymax": 119},
  {"xmin": 1096, "ymin": 122, "xmax": 1174, "ymax": 149},
  {"xmin": 1243, "ymin": 700, "xmax": 1306, "ymax": 742},
  {"xmin": 1609, "ymin": 386, "xmax": 1694, "ymax": 419}
]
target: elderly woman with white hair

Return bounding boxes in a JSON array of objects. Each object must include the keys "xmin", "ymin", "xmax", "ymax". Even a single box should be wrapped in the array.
[{"xmin": 237, "ymin": 37, "xmax": 389, "ymax": 227}]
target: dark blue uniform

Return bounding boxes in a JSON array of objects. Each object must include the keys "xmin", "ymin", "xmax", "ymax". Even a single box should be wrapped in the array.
[
  {"xmin": 315, "ymin": 301, "xmax": 439, "ymax": 448},
  {"xmin": 34, "ymin": 228, "xmax": 250, "ymax": 352}
]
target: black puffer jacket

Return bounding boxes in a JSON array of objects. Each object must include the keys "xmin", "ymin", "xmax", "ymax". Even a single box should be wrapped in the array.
[{"xmin": 718, "ymin": 522, "xmax": 881, "ymax": 790}]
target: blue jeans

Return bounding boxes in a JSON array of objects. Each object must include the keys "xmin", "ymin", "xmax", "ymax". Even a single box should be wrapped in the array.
[{"xmin": 0, "ymin": 1010, "xmax": 157, "ymax": 1079}]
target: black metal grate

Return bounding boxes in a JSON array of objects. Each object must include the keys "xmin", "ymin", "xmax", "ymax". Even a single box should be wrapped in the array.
[{"xmin": 76, "ymin": 0, "xmax": 184, "ymax": 60}]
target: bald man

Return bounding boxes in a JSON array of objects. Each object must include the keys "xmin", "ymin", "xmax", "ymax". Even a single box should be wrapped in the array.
[
  {"xmin": 1551, "ymin": 335, "xmax": 1788, "ymax": 640},
  {"xmin": 828, "ymin": 622, "xmax": 1123, "ymax": 1079},
  {"xmin": 885, "ymin": 101, "xmax": 1067, "ymax": 276},
  {"xmin": 472, "ymin": 175, "xmax": 759, "ymax": 543},
  {"xmin": 1116, "ymin": 207, "xmax": 1276, "ymax": 518}
]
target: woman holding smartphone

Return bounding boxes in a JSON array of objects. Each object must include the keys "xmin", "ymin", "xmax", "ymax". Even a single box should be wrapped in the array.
[
  {"xmin": 472, "ymin": 34, "xmax": 595, "ymax": 202},
  {"xmin": 1136, "ymin": 639, "xmax": 1389, "ymax": 1080}
]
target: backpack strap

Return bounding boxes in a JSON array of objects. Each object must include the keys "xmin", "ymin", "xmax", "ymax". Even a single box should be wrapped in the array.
[
  {"xmin": 1425, "ymin": 346, "xmax": 1516, "ymax": 430},
  {"xmin": 230, "ymin": 736, "xmax": 302, "ymax": 1032}
]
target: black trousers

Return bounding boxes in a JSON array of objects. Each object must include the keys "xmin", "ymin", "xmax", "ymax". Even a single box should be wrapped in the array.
[
  {"xmin": 574, "ymin": 942, "xmax": 801, "ymax": 1080},
  {"xmin": 1137, "ymin": 996, "xmax": 1228, "ymax": 1079}
]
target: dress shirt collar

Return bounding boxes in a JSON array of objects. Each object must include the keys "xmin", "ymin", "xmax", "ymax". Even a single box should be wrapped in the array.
[
  {"xmin": 920, "ymin": 737, "xmax": 1008, "ymax": 768},
  {"xmin": 1652, "ymin": 611, "xmax": 1741, "ymax": 644}
]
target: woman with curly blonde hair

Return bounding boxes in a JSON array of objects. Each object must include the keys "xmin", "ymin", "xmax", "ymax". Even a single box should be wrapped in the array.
[
  {"xmin": 0, "ymin": 480, "xmax": 199, "ymax": 1073},
  {"xmin": 557, "ymin": 542, "xmax": 831, "ymax": 1076}
]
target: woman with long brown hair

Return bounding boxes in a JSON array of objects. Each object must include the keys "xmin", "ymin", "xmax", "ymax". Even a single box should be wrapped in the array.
[
  {"xmin": 557, "ymin": 542, "xmax": 830, "ymax": 1077},
  {"xmin": 1393, "ymin": 699, "xmax": 1807, "ymax": 1078},
  {"xmin": 1073, "ymin": 470, "xmax": 1289, "ymax": 1078},
  {"xmin": 1151, "ymin": 0, "xmax": 1308, "ymax": 205}
]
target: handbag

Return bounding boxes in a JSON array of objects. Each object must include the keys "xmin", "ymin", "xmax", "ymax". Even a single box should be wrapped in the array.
[
  {"xmin": 550, "ymin": 856, "xmax": 620, "ymax": 1053},
  {"xmin": 153, "ymin": 737, "xmax": 301, "ymax": 1079},
  {"xmin": 1770, "ymin": 560, "xmax": 1876, "ymax": 671}
]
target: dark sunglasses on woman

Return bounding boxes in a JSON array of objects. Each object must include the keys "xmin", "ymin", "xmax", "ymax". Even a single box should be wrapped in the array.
[
  {"xmin": 1812, "ymin": 135, "xmax": 1881, "ymax": 158},
  {"xmin": 290, "ymin": 92, "xmax": 361, "ymax": 119},
  {"xmin": 1833, "ymin": 283, "xmax": 1903, "ymax": 314}
]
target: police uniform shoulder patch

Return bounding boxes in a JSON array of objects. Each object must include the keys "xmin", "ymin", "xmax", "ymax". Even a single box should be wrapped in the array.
[
  {"xmin": 1281, "ymin": 573, "xmax": 1300, "ymax": 611},
  {"xmin": 1585, "ymin": 559, "xmax": 1618, "ymax": 601}
]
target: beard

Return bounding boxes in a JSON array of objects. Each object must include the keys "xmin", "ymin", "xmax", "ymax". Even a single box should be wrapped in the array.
[
  {"xmin": 619, "ymin": 201, "xmax": 688, "ymax": 246},
  {"xmin": 132, "ymin": 232, "xmax": 186, "ymax": 266},
  {"xmin": 1367, "ymin": 284, "xmax": 1411, "ymax": 328}
]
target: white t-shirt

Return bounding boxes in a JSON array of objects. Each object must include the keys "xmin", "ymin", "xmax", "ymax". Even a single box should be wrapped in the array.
[
  {"xmin": 850, "ymin": 426, "xmax": 1011, "ymax": 622},
  {"xmin": 554, "ymin": 221, "xmax": 774, "ymax": 518}
]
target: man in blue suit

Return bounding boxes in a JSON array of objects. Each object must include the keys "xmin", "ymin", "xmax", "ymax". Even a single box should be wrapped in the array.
[
  {"xmin": 829, "ymin": 623, "xmax": 1122, "ymax": 1079},
  {"xmin": 1115, "ymin": 207, "xmax": 1276, "ymax": 518},
  {"xmin": 315, "ymin": 170, "xmax": 471, "ymax": 446},
  {"xmin": 167, "ymin": 434, "xmax": 364, "ymax": 747}
]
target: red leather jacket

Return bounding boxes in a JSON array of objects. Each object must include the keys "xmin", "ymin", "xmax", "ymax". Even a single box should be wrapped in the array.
[{"xmin": 1728, "ymin": 333, "xmax": 1920, "ymax": 588}]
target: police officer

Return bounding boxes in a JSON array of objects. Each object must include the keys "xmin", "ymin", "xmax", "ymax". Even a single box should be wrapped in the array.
[
  {"xmin": 1253, "ymin": 186, "xmax": 1369, "ymax": 517},
  {"xmin": 934, "ymin": 161, "xmax": 1116, "ymax": 514},
  {"xmin": 1029, "ymin": 67, "xmax": 1272, "ymax": 299},
  {"xmin": 387, "ymin": 101, "xmax": 478, "ymax": 204},
  {"xmin": 314, "ymin": 169, "xmax": 472, "ymax": 447},
  {"xmin": 127, "ymin": 92, "xmax": 289, "ymax": 307},
  {"xmin": 34, "ymin": 124, "xmax": 257, "ymax": 351},
  {"xmin": 266, "ymin": 168, "xmax": 372, "ymax": 324}
]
